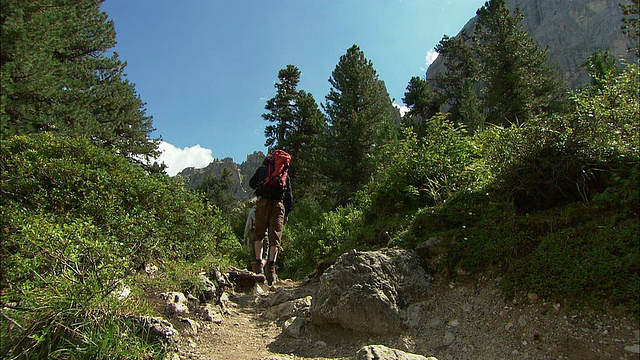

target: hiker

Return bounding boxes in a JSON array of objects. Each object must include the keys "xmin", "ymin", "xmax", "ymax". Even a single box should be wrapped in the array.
[
  {"xmin": 249, "ymin": 150, "xmax": 293, "ymax": 285},
  {"xmin": 243, "ymin": 203, "xmax": 268, "ymax": 270}
]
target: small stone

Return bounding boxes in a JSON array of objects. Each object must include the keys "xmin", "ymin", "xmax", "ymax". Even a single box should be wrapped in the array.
[
  {"xmin": 448, "ymin": 319, "xmax": 460, "ymax": 327},
  {"xmin": 505, "ymin": 322, "xmax": 514, "ymax": 331},
  {"xmin": 443, "ymin": 331, "xmax": 455, "ymax": 345},
  {"xmin": 553, "ymin": 303, "xmax": 561, "ymax": 311},
  {"xmin": 426, "ymin": 318, "xmax": 442, "ymax": 329},
  {"xmin": 625, "ymin": 344, "xmax": 640, "ymax": 354},
  {"xmin": 527, "ymin": 293, "xmax": 539, "ymax": 302},
  {"xmin": 518, "ymin": 315, "xmax": 527, "ymax": 327}
]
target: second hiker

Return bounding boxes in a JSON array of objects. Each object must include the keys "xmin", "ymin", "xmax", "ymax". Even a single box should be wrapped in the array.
[{"xmin": 249, "ymin": 150, "xmax": 293, "ymax": 285}]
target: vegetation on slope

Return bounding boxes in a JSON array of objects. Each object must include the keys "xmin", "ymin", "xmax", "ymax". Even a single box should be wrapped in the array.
[{"xmin": 1, "ymin": 0, "xmax": 638, "ymax": 358}]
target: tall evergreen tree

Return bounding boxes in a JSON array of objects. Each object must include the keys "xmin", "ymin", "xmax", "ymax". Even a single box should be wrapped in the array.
[
  {"xmin": 402, "ymin": 76, "xmax": 441, "ymax": 131},
  {"xmin": 321, "ymin": 44, "xmax": 395, "ymax": 205},
  {"xmin": 263, "ymin": 64, "xmax": 301, "ymax": 150},
  {"xmin": 474, "ymin": 0, "xmax": 569, "ymax": 126},
  {"xmin": 434, "ymin": 32, "xmax": 484, "ymax": 129},
  {"xmin": 581, "ymin": 50, "xmax": 621, "ymax": 90},
  {"xmin": 0, "ymin": 0, "xmax": 158, "ymax": 158},
  {"xmin": 262, "ymin": 65, "xmax": 324, "ymax": 200},
  {"xmin": 287, "ymin": 90, "xmax": 325, "ymax": 200}
]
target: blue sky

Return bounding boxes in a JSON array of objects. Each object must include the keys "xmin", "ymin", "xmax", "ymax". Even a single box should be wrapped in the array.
[{"xmin": 100, "ymin": 0, "xmax": 486, "ymax": 175}]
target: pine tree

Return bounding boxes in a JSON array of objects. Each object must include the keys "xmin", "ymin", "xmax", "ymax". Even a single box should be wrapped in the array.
[
  {"xmin": 581, "ymin": 50, "xmax": 621, "ymax": 90},
  {"xmin": 263, "ymin": 64, "xmax": 301, "ymax": 150},
  {"xmin": 402, "ymin": 76, "xmax": 441, "ymax": 132},
  {"xmin": 0, "ymin": 0, "xmax": 157, "ymax": 158},
  {"xmin": 262, "ymin": 65, "xmax": 325, "ymax": 200},
  {"xmin": 321, "ymin": 44, "xmax": 395, "ymax": 205},
  {"xmin": 287, "ymin": 90, "xmax": 325, "ymax": 200},
  {"xmin": 434, "ymin": 32, "xmax": 484, "ymax": 129},
  {"xmin": 474, "ymin": 0, "xmax": 569, "ymax": 126}
]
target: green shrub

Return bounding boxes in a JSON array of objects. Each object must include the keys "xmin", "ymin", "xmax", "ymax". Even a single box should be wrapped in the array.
[
  {"xmin": 1, "ymin": 133, "xmax": 241, "ymax": 359},
  {"xmin": 475, "ymin": 63, "xmax": 639, "ymax": 214},
  {"xmin": 280, "ymin": 200, "xmax": 362, "ymax": 279},
  {"xmin": 364, "ymin": 116, "xmax": 478, "ymax": 218}
]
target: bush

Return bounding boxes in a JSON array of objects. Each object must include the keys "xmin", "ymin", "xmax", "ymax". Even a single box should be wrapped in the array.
[
  {"xmin": 1, "ymin": 133, "xmax": 241, "ymax": 358},
  {"xmin": 475, "ymin": 63, "xmax": 639, "ymax": 214},
  {"xmin": 365, "ymin": 115, "xmax": 478, "ymax": 218},
  {"xmin": 280, "ymin": 200, "xmax": 362, "ymax": 279}
]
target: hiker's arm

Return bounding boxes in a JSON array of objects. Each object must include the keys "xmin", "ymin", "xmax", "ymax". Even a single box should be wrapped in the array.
[
  {"xmin": 249, "ymin": 167, "xmax": 266, "ymax": 189},
  {"xmin": 283, "ymin": 177, "xmax": 293, "ymax": 217}
]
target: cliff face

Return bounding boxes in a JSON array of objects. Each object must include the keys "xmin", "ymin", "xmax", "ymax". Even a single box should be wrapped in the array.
[
  {"xmin": 426, "ymin": 0, "xmax": 637, "ymax": 89},
  {"xmin": 175, "ymin": 151, "xmax": 266, "ymax": 200}
]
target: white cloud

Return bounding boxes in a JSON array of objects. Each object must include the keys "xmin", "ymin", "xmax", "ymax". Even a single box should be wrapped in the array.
[
  {"xmin": 425, "ymin": 49, "xmax": 439, "ymax": 66},
  {"xmin": 420, "ymin": 49, "xmax": 440, "ymax": 71},
  {"xmin": 393, "ymin": 101, "xmax": 410, "ymax": 117},
  {"xmin": 155, "ymin": 141, "xmax": 214, "ymax": 176}
]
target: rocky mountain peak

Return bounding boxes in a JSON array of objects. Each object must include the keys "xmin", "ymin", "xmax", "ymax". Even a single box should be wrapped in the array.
[{"xmin": 175, "ymin": 151, "xmax": 266, "ymax": 200}]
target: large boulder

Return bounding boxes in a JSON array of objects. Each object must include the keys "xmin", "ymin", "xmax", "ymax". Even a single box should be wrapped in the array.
[
  {"xmin": 310, "ymin": 248, "xmax": 431, "ymax": 334},
  {"xmin": 355, "ymin": 345, "xmax": 438, "ymax": 360}
]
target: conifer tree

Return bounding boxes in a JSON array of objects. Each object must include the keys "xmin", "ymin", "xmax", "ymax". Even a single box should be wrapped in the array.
[
  {"xmin": 0, "ymin": 0, "xmax": 158, "ymax": 158},
  {"xmin": 262, "ymin": 65, "xmax": 324, "ymax": 200},
  {"xmin": 474, "ymin": 0, "xmax": 569, "ymax": 126},
  {"xmin": 263, "ymin": 64, "xmax": 301, "ymax": 150},
  {"xmin": 434, "ymin": 32, "xmax": 484, "ymax": 130},
  {"xmin": 321, "ymin": 44, "xmax": 395, "ymax": 205},
  {"xmin": 402, "ymin": 76, "xmax": 441, "ymax": 133}
]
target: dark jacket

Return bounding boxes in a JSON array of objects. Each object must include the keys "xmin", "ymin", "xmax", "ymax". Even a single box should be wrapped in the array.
[{"xmin": 249, "ymin": 165, "xmax": 293, "ymax": 216}]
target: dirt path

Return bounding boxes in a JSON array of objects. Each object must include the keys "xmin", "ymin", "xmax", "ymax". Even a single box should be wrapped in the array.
[{"xmin": 172, "ymin": 276, "xmax": 639, "ymax": 360}]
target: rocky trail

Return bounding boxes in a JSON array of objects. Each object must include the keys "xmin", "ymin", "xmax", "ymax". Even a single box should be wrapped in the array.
[{"xmin": 158, "ymin": 250, "xmax": 639, "ymax": 360}]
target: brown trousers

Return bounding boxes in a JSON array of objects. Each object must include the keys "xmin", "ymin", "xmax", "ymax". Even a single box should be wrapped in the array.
[{"xmin": 253, "ymin": 198, "xmax": 285, "ymax": 253}]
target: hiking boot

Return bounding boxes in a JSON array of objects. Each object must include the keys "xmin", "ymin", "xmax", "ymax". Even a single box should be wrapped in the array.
[{"xmin": 266, "ymin": 261, "xmax": 277, "ymax": 285}]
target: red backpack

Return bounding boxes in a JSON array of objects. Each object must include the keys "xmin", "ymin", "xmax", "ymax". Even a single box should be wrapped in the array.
[{"xmin": 261, "ymin": 150, "xmax": 291, "ymax": 192}]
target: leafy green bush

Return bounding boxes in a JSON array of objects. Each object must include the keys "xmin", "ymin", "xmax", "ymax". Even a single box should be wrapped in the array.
[
  {"xmin": 475, "ymin": 63, "xmax": 639, "ymax": 214},
  {"xmin": 1, "ymin": 133, "xmax": 241, "ymax": 359},
  {"xmin": 279, "ymin": 200, "xmax": 362, "ymax": 279},
  {"xmin": 365, "ymin": 115, "xmax": 478, "ymax": 218}
]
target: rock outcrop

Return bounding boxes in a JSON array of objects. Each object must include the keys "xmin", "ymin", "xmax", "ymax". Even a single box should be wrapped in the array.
[
  {"xmin": 426, "ymin": 0, "xmax": 638, "ymax": 89},
  {"xmin": 310, "ymin": 248, "xmax": 432, "ymax": 334},
  {"xmin": 175, "ymin": 151, "xmax": 266, "ymax": 200}
]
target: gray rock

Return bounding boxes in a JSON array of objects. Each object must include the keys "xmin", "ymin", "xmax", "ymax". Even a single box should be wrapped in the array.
[
  {"xmin": 161, "ymin": 292, "xmax": 189, "ymax": 316},
  {"xmin": 197, "ymin": 273, "xmax": 217, "ymax": 302},
  {"xmin": 202, "ymin": 303, "xmax": 224, "ymax": 324},
  {"xmin": 262, "ymin": 296, "xmax": 312, "ymax": 321},
  {"xmin": 283, "ymin": 316, "xmax": 308, "ymax": 338},
  {"xmin": 310, "ymin": 248, "xmax": 431, "ymax": 334},
  {"xmin": 354, "ymin": 345, "xmax": 437, "ymax": 360},
  {"xmin": 128, "ymin": 316, "xmax": 179, "ymax": 345}
]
